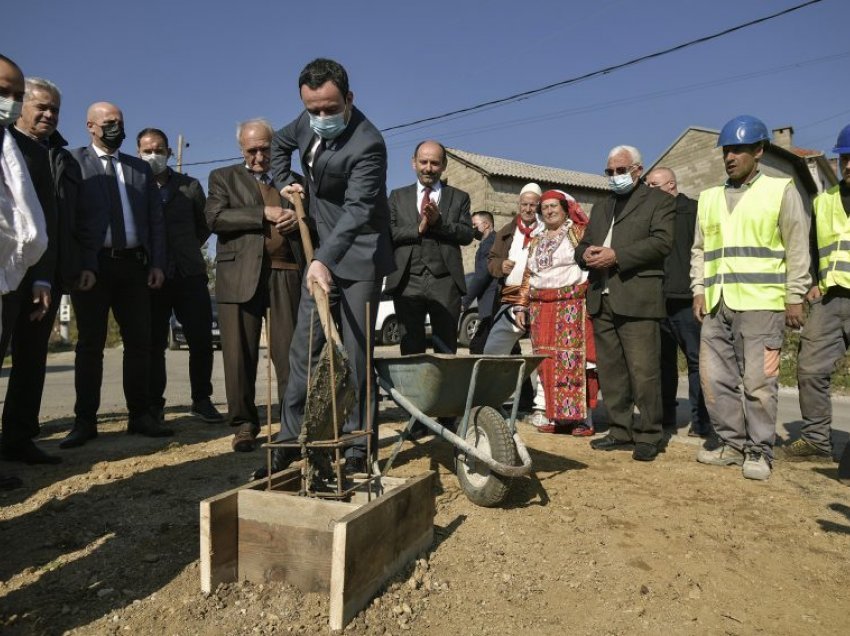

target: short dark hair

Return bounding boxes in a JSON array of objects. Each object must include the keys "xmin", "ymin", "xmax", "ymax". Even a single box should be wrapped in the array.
[
  {"xmin": 136, "ymin": 127, "xmax": 169, "ymax": 148},
  {"xmin": 472, "ymin": 210, "xmax": 494, "ymax": 226},
  {"xmin": 298, "ymin": 58, "xmax": 349, "ymax": 98},
  {"xmin": 0, "ymin": 54, "xmax": 22, "ymax": 73},
  {"xmin": 413, "ymin": 140, "xmax": 447, "ymax": 165}
]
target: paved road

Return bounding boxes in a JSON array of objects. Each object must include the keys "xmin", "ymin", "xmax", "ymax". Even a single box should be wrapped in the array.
[{"xmin": 1, "ymin": 346, "xmax": 847, "ymax": 455}]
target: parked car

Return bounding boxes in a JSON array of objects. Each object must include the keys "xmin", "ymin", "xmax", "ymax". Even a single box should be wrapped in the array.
[
  {"xmin": 169, "ymin": 297, "xmax": 221, "ymax": 350},
  {"xmin": 375, "ymin": 280, "xmax": 479, "ymax": 348}
]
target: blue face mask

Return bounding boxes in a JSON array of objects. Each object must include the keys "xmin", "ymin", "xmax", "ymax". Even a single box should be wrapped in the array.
[
  {"xmin": 608, "ymin": 173, "xmax": 635, "ymax": 195},
  {"xmin": 309, "ymin": 111, "xmax": 348, "ymax": 140}
]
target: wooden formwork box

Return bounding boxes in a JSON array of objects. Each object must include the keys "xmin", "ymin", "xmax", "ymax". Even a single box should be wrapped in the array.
[{"xmin": 200, "ymin": 469, "xmax": 435, "ymax": 630}]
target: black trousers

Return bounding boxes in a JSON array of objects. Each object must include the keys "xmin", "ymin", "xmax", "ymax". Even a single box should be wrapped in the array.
[
  {"xmin": 71, "ymin": 252, "xmax": 151, "ymax": 424},
  {"xmin": 592, "ymin": 296, "xmax": 663, "ymax": 445},
  {"xmin": 0, "ymin": 283, "xmax": 61, "ymax": 446},
  {"xmin": 217, "ymin": 268, "xmax": 300, "ymax": 428},
  {"xmin": 393, "ymin": 269, "xmax": 461, "ymax": 355},
  {"xmin": 149, "ymin": 274, "xmax": 214, "ymax": 408}
]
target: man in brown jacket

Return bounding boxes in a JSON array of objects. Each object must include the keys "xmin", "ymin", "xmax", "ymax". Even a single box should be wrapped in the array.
[
  {"xmin": 205, "ymin": 119, "xmax": 304, "ymax": 452},
  {"xmin": 483, "ymin": 182, "xmax": 544, "ymax": 419}
]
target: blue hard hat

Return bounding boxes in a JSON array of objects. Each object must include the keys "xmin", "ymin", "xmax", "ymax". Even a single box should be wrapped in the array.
[
  {"xmin": 717, "ymin": 115, "xmax": 770, "ymax": 147},
  {"xmin": 832, "ymin": 124, "xmax": 850, "ymax": 155}
]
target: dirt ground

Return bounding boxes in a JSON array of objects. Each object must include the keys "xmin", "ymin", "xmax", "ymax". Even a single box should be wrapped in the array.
[{"xmin": 1, "ymin": 403, "xmax": 848, "ymax": 636}]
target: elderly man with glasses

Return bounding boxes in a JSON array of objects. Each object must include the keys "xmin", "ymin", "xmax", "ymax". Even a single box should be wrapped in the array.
[{"xmin": 575, "ymin": 145, "xmax": 675, "ymax": 462}]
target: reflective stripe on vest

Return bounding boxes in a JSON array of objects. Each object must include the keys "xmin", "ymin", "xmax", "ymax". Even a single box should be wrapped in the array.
[
  {"xmin": 698, "ymin": 175, "xmax": 790, "ymax": 311},
  {"xmin": 814, "ymin": 185, "xmax": 850, "ymax": 293}
]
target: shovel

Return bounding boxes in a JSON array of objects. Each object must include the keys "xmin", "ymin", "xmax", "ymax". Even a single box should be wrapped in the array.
[{"xmin": 290, "ymin": 194, "xmax": 357, "ymax": 445}]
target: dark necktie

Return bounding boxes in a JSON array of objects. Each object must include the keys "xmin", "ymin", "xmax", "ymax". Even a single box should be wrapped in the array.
[
  {"xmin": 313, "ymin": 137, "xmax": 326, "ymax": 165},
  {"xmin": 420, "ymin": 187, "xmax": 432, "ymax": 218},
  {"xmin": 104, "ymin": 155, "xmax": 127, "ymax": 248},
  {"xmin": 259, "ymin": 172, "xmax": 271, "ymax": 185}
]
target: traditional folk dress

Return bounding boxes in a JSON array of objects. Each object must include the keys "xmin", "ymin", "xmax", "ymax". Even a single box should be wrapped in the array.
[{"xmin": 519, "ymin": 203, "xmax": 598, "ymax": 431}]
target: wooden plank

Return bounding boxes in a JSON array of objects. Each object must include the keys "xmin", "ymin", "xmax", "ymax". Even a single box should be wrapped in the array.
[
  {"xmin": 199, "ymin": 467, "xmax": 300, "ymax": 593},
  {"xmin": 239, "ymin": 489, "xmax": 358, "ymax": 531},
  {"xmin": 329, "ymin": 472, "xmax": 435, "ymax": 630},
  {"xmin": 236, "ymin": 489, "xmax": 358, "ymax": 592}
]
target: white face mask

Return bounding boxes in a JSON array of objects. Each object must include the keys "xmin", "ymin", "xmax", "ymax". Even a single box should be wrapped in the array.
[
  {"xmin": 608, "ymin": 172, "xmax": 635, "ymax": 195},
  {"xmin": 141, "ymin": 152, "xmax": 168, "ymax": 175},
  {"xmin": 0, "ymin": 94, "xmax": 23, "ymax": 126}
]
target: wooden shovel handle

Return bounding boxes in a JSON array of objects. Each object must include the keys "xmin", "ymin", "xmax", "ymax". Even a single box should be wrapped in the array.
[{"xmin": 290, "ymin": 192, "xmax": 342, "ymax": 347}]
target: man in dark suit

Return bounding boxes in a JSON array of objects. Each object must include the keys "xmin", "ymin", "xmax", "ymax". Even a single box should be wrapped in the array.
[
  {"xmin": 0, "ymin": 77, "xmax": 60, "ymax": 465},
  {"xmin": 463, "ymin": 210, "xmax": 497, "ymax": 354},
  {"xmin": 576, "ymin": 145, "xmax": 675, "ymax": 462},
  {"xmin": 206, "ymin": 118, "xmax": 304, "ymax": 452},
  {"xmin": 255, "ymin": 58, "xmax": 394, "ymax": 478},
  {"xmin": 645, "ymin": 166, "xmax": 712, "ymax": 439},
  {"xmin": 137, "ymin": 127, "xmax": 223, "ymax": 426},
  {"xmin": 61, "ymin": 101, "xmax": 171, "ymax": 449},
  {"xmin": 384, "ymin": 140, "xmax": 473, "ymax": 354}
]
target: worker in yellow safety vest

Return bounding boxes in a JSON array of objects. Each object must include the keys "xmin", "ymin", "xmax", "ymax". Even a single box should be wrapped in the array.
[
  {"xmin": 690, "ymin": 115, "xmax": 810, "ymax": 481},
  {"xmin": 782, "ymin": 124, "xmax": 850, "ymax": 464}
]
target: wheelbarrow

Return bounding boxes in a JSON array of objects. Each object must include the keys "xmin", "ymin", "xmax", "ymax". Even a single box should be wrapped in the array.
[{"xmin": 374, "ymin": 353, "xmax": 545, "ymax": 507}]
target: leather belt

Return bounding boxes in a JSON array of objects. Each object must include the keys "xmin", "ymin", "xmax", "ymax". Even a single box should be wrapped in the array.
[{"xmin": 100, "ymin": 246, "xmax": 145, "ymax": 260}]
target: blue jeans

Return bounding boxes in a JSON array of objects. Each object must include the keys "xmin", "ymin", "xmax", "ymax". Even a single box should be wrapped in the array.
[{"xmin": 660, "ymin": 298, "xmax": 711, "ymax": 433}]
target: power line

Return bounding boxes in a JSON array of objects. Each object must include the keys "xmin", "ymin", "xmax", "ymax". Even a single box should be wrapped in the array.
[
  {"xmin": 179, "ymin": 0, "xmax": 826, "ymax": 170},
  {"xmin": 380, "ymin": 0, "xmax": 825, "ymax": 132}
]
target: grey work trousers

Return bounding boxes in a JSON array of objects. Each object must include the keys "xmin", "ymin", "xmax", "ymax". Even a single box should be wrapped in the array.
[
  {"xmin": 796, "ymin": 293, "xmax": 850, "ymax": 452},
  {"xmin": 700, "ymin": 297, "xmax": 785, "ymax": 458}
]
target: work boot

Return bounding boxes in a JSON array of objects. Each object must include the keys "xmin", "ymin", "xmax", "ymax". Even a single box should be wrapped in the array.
[
  {"xmin": 778, "ymin": 437, "xmax": 833, "ymax": 463},
  {"xmin": 742, "ymin": 451, "xmax": 771, "ymax": 481},
  {"xmin": 696, "ymin": 443, "xmax": 744, "ymax": 466}
]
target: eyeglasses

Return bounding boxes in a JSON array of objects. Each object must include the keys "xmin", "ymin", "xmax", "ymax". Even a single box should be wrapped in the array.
[
  {"xmin": 604, "ymin": 164, "xmax": 636, "ymax": 177},
  {"xmin": 244, "ymin": 146, "xmax": 270, "ymax": 156}
]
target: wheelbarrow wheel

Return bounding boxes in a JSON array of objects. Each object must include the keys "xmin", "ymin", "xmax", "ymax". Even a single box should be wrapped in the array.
[{"xmin": 455, "ymin": 406, "xmax": 516, "ymax": 507}]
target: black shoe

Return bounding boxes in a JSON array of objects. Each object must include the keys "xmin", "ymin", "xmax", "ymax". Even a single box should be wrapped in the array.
[
  {"xmin": 1, "ymin": 440, "xmax": 62, "ymax": 465},
  {"xmin": 59, "ymin": 423, "xmax": 98, "ymax": 449},
  {"xmin": 191, "ymin": 398, "xmax": 224, "ymax": 423},
  {"xmin": 128, "ymin": 413, "xmax": 175, "ymax": 438},
  {"xmin": 344, "ymin": 455, "xmax": 368, "ymax": 476},
  {"xmin": 151, "ymin": 405, "xmax": 165, "ymax": 425},
  {"xmin": 0, "ymin": 473, "xmax": 22, "ymax": 490},
  {"xmin": 589, "ymin": 434, "xmax": 634, "ymax": 451},
  {"xmin": 632, "ymin": 442, "xmax": 660, "ymax": 462},
  {"xmin": 250, "ymin": 448, "xmax": 298, "ymax": 481}
]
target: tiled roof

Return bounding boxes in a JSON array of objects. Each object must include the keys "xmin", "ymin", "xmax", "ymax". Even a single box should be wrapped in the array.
[
  {"xmin": 790, "ymin": 146, "xmax": 822, "ymax": 157},
  {"xmin": 447, "ymin": 148, "xmax": 610, "ymax": 191}
]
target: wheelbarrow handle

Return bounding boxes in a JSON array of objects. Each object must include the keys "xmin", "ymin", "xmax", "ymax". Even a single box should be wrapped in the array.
[{"xmin": 291, "ymin": 191, "xmax": 342, "ymax": 347}]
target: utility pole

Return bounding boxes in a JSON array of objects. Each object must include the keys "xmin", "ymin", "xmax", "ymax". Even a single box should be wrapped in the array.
[{"xmin": 176, "ymin": 133, "xmax": 186, "ymax": 173}]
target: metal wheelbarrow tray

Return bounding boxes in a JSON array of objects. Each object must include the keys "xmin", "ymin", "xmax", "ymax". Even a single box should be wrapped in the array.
[{"xmin": 375, "ymin": 353, "xmax": 545, "ymax": 507}]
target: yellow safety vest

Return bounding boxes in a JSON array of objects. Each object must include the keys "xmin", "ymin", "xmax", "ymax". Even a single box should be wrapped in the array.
[
  {"xmin": 698, "ymin": 175, "xmax": 790, "ymax": 311},
  {"xmin": 814, "ymin": 185, "xmax": 850, "ymax": 293}
]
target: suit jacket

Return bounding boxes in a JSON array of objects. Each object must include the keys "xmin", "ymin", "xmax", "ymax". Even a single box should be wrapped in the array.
[
  {"xmin": 159, "ymin": 168, "xmax": 209, "ymax": 279},
  {"xmin": 463, "ymin": 231, "xmax": 497, "ymax": 319},
  {"xmin": 206, "ymin": 163, "xmax": 305, "ymax": 304},
  {"xmin": 383, "ymin": 183, "xmax": 473, "ymax": 295},
  {"xmin": 9, "ymin": 126, "xmax": 57, "ymax": 288},
  {"xmin": 270, "ymin": 106, "xmax": 393, "ymax": 281},
  {"xmin": 70, "ymin": 145, "xmax": 166, "ymax": 273},
  {"xmin": 575, "ymin": 182, "xmax": 675, "ymax": 319},
  {"xmin": 44, "ymin": 131, "xmax": 85, "ymax": 291}
]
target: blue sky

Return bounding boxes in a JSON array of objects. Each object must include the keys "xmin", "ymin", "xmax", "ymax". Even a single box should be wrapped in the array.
[{"xmin": 5, "ymin": 0, "xmax": 848, "ymax": 194}]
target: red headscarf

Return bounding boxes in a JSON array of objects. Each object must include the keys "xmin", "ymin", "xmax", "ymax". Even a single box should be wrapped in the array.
[{"xmin": 540, "ymin": 190, "xmax": 589, "ymax": 227}]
